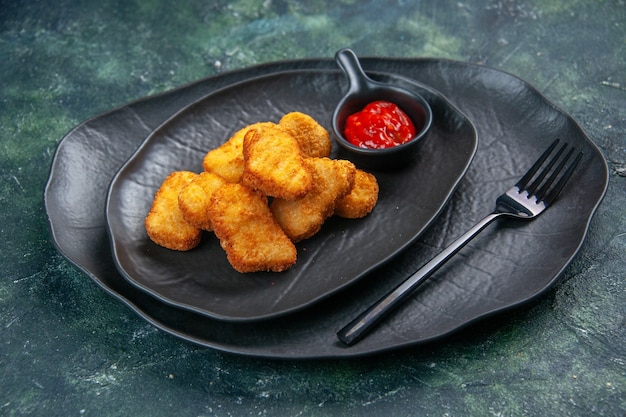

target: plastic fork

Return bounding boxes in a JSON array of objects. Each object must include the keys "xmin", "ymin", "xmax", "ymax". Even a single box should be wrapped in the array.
[{"xmin": 337, "ymin": 139, "xmax": 583, "ymax": 346}]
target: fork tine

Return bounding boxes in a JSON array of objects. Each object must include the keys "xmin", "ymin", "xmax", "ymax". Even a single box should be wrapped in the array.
[
  {"xmin": 517, "ymin": 139, "xmax": 582, "ymax": 207},
  {"xmin": 526, "ymin": 142, "xmax": 568, "ymax": 195},
  {"xmin": 535, "ymin": 146, "xmax": 574, "ymax": 200},
  {"xmin": 516, "ymin": 139, "xmax": 560, "ymax": 190},
  {"xmin": 541, "ymin": 149, "xmax": 583, "ymax": 207}
]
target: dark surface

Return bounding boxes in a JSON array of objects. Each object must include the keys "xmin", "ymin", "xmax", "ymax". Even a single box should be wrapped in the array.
[{"xmin": 2, "ymin": 0, "xmax": 625, "ymax": 415}]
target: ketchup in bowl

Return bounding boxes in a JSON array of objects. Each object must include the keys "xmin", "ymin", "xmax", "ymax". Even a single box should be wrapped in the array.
[{"xmin": 344, "ymin": 100, "xmax": 416, "ymax": 149}]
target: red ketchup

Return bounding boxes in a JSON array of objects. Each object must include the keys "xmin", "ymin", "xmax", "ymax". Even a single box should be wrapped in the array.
[{"xmin": 344, "ymin": 100, "xmax": 416, "ymax": 149}]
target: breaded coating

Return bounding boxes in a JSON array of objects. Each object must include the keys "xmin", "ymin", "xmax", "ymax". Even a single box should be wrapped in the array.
[
  {"xmin": 278, "ymin": 111, "xmax": 332, "ymax": 158},
  {"xmin": 208, "ymin": 183, "xmax": 297, "ymax": 273},
  {"xmin": 202, "ymin": 122, "xmax": 275, "ymax": 183},
  {"xmin": 178, "ymin": 172, "xmax": 226, "ymax": 231},
  {"xmin": 271, "ymin": 157, "xmax": 356, "ymax": 242},
  {"xmin": 145, "ymin": 171, "xmax": 201, "ymax": 251},
  {"xmin": 242, "ymin": 125, "xmax": 312, "ymax": 200},
  {"xmin": 334, "ymin": 169, "xmax": 379, "ymax": 218}
]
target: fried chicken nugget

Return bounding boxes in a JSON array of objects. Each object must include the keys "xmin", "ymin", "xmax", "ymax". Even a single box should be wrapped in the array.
[
  {"xmin": 334, "ymin": 169, "xmax": 379, "ymax": 218},
  {"xmin": 202, "ymin": 122, "xmax": 275, "ymax": 183},
  {"xmin": 278, "ymin": 112, "xmax": 332, "ymax": 158},
  {"xmin": 208, "ymin": 183, "xmax": 297, "ymax": 273},
  {"xmin": 178, "ymin": 172, "xmax": 226, "ymax": 231},
  {"xmin": 242, "ymin": 125, "xmax": 312, "ymax": 200},
  {"xmin": 145, "ymin": 171, "xmax": 201, "ymax": 251},
  {"xmin": 270, "ymin": 157, "xmax": 356, "ymax": 242}
]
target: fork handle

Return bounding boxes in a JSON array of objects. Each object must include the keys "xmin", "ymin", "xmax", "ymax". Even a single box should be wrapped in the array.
[{"xmin": 337, "ymin": 212, "xmax": 504, "ymax": 346}]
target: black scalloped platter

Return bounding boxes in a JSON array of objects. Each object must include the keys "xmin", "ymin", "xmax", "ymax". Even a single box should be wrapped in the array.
[
  {"xmin": 45, "ymin": 58, "xmax": 608, "ymax": 359},
  {"xmin": 105, "ymin": 70, "xmax": 477, "ymax": 321}
]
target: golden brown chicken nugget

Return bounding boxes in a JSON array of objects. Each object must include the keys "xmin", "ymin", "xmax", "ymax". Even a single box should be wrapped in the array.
[
  {"xmin": 334, "ymin": 169, "xmax": 379, "ymax": 218},
  {"xmin": 145, "ymin": 171, "xmax": 201, "ymax": 251},
  {"xmin": 270, "ymin": 157, "xmax": 356, "ymax": 242},
  {"xmin": 202, "ymin": 122, "xmax": 275, "ymax": 183},
  {"xmin": 208, "ymin": 183, "xmax": 297, "ymax": 273},
  {"xmin": 178, "ymin": 172, "xmax": 226, "ymax": 231},
  {"xmin": 242, "ymin": 125, "xmax": 312, "ymax": 200},
  {"xmin": 278, "ymin": 112, "xmax": 332, "ymax": 158}
]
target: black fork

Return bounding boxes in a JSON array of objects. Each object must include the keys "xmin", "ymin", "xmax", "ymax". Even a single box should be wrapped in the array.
[{"xmin": 338, "ymin": 139, "xmax": 583, "ymax": 346}]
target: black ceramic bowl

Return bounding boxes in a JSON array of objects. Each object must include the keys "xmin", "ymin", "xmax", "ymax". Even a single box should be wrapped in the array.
[{"xmin": 331, "ymin": 49, "xmax": 433, "ymax": 170}]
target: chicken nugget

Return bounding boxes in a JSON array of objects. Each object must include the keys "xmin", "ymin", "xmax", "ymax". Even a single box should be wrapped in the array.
[
  {"xmin": 242, "ymin": 125, "xmax": 312, "ymax": 200},
  {"xmin": 202, "ymin": 122, "xmax": 275, "ymax": 183},
  {"xmin": 334, "ymin": 169, "xmax": 379, "ymax": 218},
  {"xmin": 145, "ymin": 171, "xmax": 201, "ymax": 251},
  {"xmin": 270, "ymin": 157, "xmax": 356, "ymax": 242},
  {"xmin": 208, "ymin": 183, "xmax": 297, "ymax": 273},
  {"xmin": 178, "ymin": 172, "xmax": 226, "ymax": 231},
  {"xmin": 278, "ymin": 112, "xmax": 332, "ymax": 158}
]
